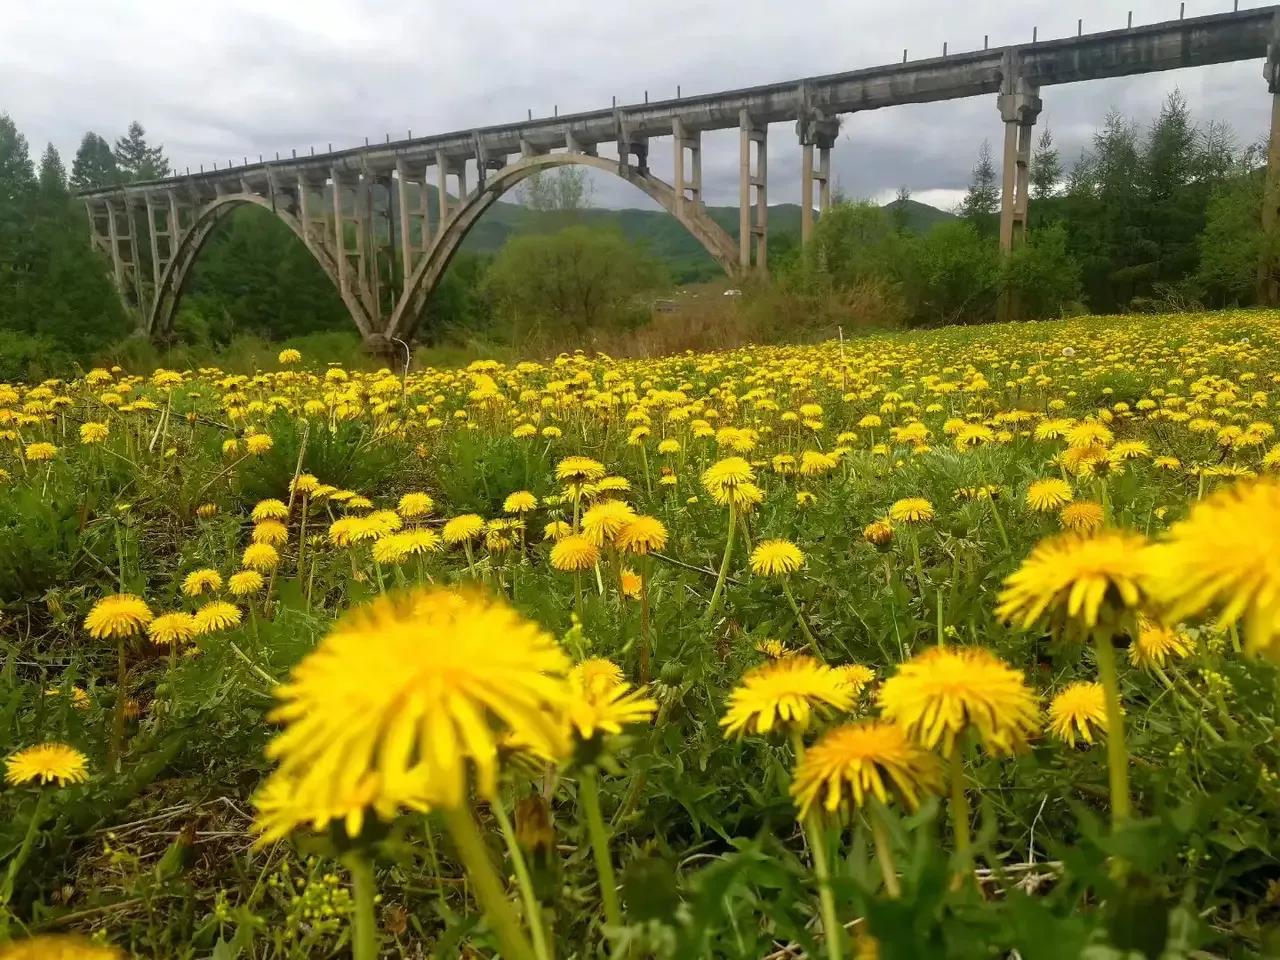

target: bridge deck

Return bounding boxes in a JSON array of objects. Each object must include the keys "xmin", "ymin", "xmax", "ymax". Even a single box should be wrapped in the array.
[{"xmin": 77, "ymin": 6, "xmax": 1277, "ymax": 200}]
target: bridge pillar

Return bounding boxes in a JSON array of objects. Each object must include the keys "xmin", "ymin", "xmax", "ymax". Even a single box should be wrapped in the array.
[
  {"xmin": 996, "ymin": 64, "xmax": 1042, "ymax": 257},
  {"xmin": 739, "ymin": 110, "xmax": 768, "ymax": 272},
  {"xmin": 672, "ymin": 117, "xmax": 702, "ymax": 218},
  {"xmin": 1259, "ymin": 14, "xmax": 1280, "ymax": 305},
  {"xmin": 798, "ymin": 115, "xmax": 838, "ymax": 246}
]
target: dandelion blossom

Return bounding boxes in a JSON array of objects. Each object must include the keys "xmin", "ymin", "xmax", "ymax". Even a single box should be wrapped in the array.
[
  {"xmin": 791, "ymin": 721, "xmax": 942, "ymax": 817},
  {"xmin": 878, "ymin": 646, "xmax": 1039, "ymax": 756},
  {"xmin": 721, "ymin": 657, "xmax": 854, "ymax": 738},
  {"xmin": 398, "ymin": 492, "xmax": 435, "ymax": 518},
  {"xmin": 749, "ymin": 539, "xmax": 805, "ymax": 576},
  {"xmin": 503, "ymin": 491, "xmax": 538, "ymax": 514},
  {"xmin": 565, "ymin": 659, "xmax": 656, "ymax": 741},
  {"xmin": 581, "ymin": 500, "xmax": 637, "ymax": 546},
  {"xmin": 5, "ymin": 743, "xmax": 89, "ymax": 787},
  {"xmin": 442, "ymin": 514, "xmax": 485, "ymax": 545},
  {"xmin": 181, "ymin": 569, "xmax": 222, "ymax": 597},
  {"xmin": 228, "ymin": 570, "xmax": 266, "ymax": 597},
  {"xmin": 251, "ymin": 498, "xmax": 289, "ymax": 522},
  {"xmin": 194, "ymin": 601, "xmax": 242, "ymax": 635},
  {"xmin": 84, "ymin": 594, "xmax": 153, "ymax": 639},
  {"xmin": 266, "ymin": 588, "xmax": 570, "ymax": 813},
  {"xmin": 1144, "ymin": 478, "xmax": 1280, "ymax": 660},
  {"xmin": 1026, "ymin": 478, "xmax": 1073, "ymax": 512},
  {"xmin": 996, "ymin": 531, "xmax": 1151, "ymax": 640},
  {"xmin": 833, "ymin": 664, "xmax": 876, "ymax": 697},
  {"xmin": 1047, "ymin": 681, "xmax": 1109, "ymax": 746},
  {"xmin": 242, "ymin": 543, "xmax": 279, "ymax": 571},
  {"xmin": 888, "ymin": 498, "xmax": 933, "ymax": 524},
  {"xmin": 1129, "ymin": 617, "xmax": 1193, "ymax": 670},
  {"xmin": 614, "ymin": 515, "xmax": 668, "ymax": 555},
  {"xmin": 1059, "ymin": 501, "xmax": 1105, "ymax": 533},
  {"xmin": 550, "ymin": 534, "xmax": 599, "ymax": 572},
  {"xmin": 147, "ymin": 612, "xmax": 198, "ymax": 647}
]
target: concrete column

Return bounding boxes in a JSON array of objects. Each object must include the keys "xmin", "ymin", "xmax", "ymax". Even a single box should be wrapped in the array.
[
  {"xmin": 800, "ymin": 143, "xmax": 815, "ymax": 244},
  {"xmin": 1260, "ymin": 91, "xmax": 1280, "ymax": 303},
  {"xmin": 435, "ymin": 150, "xmax": 451, "ymax": 224},
  {"xmin": 673, "ymin": 118, "xmax": 701, "ymax": 217},
  {"xmin": 1259, "ymin": 15, "xmax": 1280, "ymax": 304},
  {"xmin": 738, "ymin": 111, "xmax": 767, "ymax": 271},
  {"xmin": 330, "ymin": 168, "xmax": 348, "ymax": 298},
  {"xmin": 145, "ymin": 194, "xmax": 162, "ymax": 304},
  {"xmin": 396, "ymin": 158, "xmax": 413, "ymax": 285},
  {"xmin": 104, "ymin": 199, "xmax": 124, "ymax": 293},
  {"xmin": 996, "ymin": 60, "xmax": 1042, "ymax": 256},
  {"xmin": 673, "ymin": 117, "xmax": 687, "ymax": 218},
  {"xmin": 297, "ymin": 176, "xmax": 313, "ymax": 249},
  {"xmin": 168, "ymin": 192, "xmax": 182, "ymax": 245}
]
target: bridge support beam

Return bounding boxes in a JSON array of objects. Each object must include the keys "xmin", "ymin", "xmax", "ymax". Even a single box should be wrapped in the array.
[
  {"xmin": 739, "ymin": 111, "xmax": 768, "ymax": 272},
  {"xmin": 798, "ymin": 115, "xmax": 838, "ymax": 246},
  {"xmin": 672, "ymin": 117, "xmax": 701, "ymax": 219},
  {"xmin": 1259, "ymin": 13, "xmax": 1280, "ymax": 305},
  {"xmin": 997, "ymin": 59, "xmax": 1042, "ymax": 257}
]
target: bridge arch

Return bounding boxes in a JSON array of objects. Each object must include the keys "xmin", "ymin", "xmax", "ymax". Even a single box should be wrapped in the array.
[
  {"xmin": 148, "ymin": 194, "xmax": 375, "ymax": 339},
  {"xmin": 384, "ymin": 153, "xmax": 739, "ymax": 341}
]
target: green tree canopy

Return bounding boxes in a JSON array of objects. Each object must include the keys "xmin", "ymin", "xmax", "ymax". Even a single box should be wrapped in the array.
[
  {"xmin": 70, "ymin": 132, "xmax": 119, "ymax": 191},
  {"xmin": 113, "ymin": 121, "xmax": 169, "ymax": 182}
]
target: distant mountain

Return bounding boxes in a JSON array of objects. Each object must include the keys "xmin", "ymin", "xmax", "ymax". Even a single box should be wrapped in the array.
[{"xmin": 457, "ymin": 194, "xmax": 955, "ymax": 283}]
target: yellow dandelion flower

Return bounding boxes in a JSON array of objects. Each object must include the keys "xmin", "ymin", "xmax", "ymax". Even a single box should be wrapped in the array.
[
  {"xmin": 1026, "ymin": 478, "xmax": 1073, "ymax": 512},
  {"xmin": 1059, "ymin": 501, "xmax": 1105, "ymax": 533},
  {"xmin": 252, "ymin": 520, "xmax": 288, "ymax": 546},
  {"xmin": 228, "ymin": 570, "xmax": 266, "ymax": 597},
  {"xmin": 997, "ymin": 531, "xmax": 1151, "ymax": 640},
  {"xmin": 245, "ymin": 434, "xmax": 274, "ymax": 455},
  {"xmin": 878, "ymin": 646, "xmax": 1039, "ymax": 756},
  {"xmin": 757, "ymin": 638, "xmax": 791, "ymax": 659},
  {"xmin": 503, "ymin": 490, "xmax": 538, "ymax": 514},
  {"xmin": 581, "ymin": 499, "xmax": 637, "ymax": 546},
  {"xmin": 79, "ymin": 422, "xmax": 109, "ymax": 444},
  {"xmin": 749, "ymin": 539, "xmax": 805, "ymax": 576},
  {"xmin": 0, "ymin": 935, "xmax": 122, "ymax": 960},
  {"xmin": 24, "ymin": 442, "xmax": 57, "ymax": 462},
  {"xmin": 147, "ymin": 612, "xmax": 198, "ymax": 646},
  {"xmin": 83, "ymin": 594, "xmax": 153, "ymax": 639},
  {"xmin": 1129, "ymin": 617, "xmax": 1193, "ymax": 670},
  {"xmin": 1144, "ymin": 478, "xmax": 1280, "ymax": 660},
  {"xmin": 5, "ymin": 743, "xmax": 89, "ymax": 787},
  {"xmin": 721, "ymin": 657, "xmax": 855, "ymax": 738},
  {"xmin": 565, "ymin": 659, "xmax": 657, "ymax": 741},
  {"xmin": 252, "ymin": 765, "xmax": 431, "ymax": 845},
  {"xmin": 193, "ymin": 601, "xmax": 242, "ymax": 634},
  {"xmin": 556, "ymin": 456, "xmax": 606, "ymax": 485},
  {"xmin": 619, "ymin": 568, "xmax": 643, "ymax": 599},
  {"xmin": 181, "ymin": 568, "xmax": 222, "ymax": 597},
  {"xmin": 791, "ymin": 721, "xmax": 942, "ymax": 817},
  {"xmin": 1047, "ymin": 681, "xmax": 1109, "ymax": 746},
  {"xmin": 251, "ymin": 498, "xmax": 289, "ymax": 521},
  {"xmin": 550, "ymin": 534, "xmax": 599, "ymax": 572},
  {"xmin": 701, "ymin": 456, "xmax": 755, "ymax": 496},
  {"xmin": 543, "ymin": 519, "xmax": 572, "ymax": 541},
  {"xmin": 242, "ymin": 542, "xmax": 279, "ymax": 571},
  {"xmin": 888, "ymin": 497, "xmax": 933, "ymax": 524},
  {"xmin": 442, "ymin": 514, "xmax": 485, "ymax": 545},
  {"xmin": 266, "ymin": 588, "xmax": 570, "ymax": 812},
  {"xmin": 398, "ymin": 492, "xmax": 435, "ymax": 518},
  {"xmin": 833, "ymin": 664, "xmax": 876, "ymax": 697},
  {"xmin": 278, "ymin": 348, "xmax": 302, "ymax": 365},
  {"xmin": 615, "ymin": 515, "xmax": 668, "ymax": 555}
]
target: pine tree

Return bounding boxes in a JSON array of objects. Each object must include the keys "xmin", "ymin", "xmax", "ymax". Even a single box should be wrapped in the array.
[
  {"xmin": 1030, "ymin": 127, "xmax": 1062, "ymax": 200},
  {"xmin": 959, "ymin": 140, "xmax": 999, "ymax": 223},
  {"xmin": 38, "ymin": 144, "xmax": 67, "ymax": 200},
  {"xmin": 0, "ymin": 113, "xmax": 35, "ymax": 203},
  {"xmin": 891, "ymin": 185, "xmax": 912, "ymax": 232},
  {"xmin": 70, "ymin": 132, "xmax": 119, "ymax": 191},
  {"xmin": 113, "ymin": 121, "xmax": 169, "ymax": 182}
]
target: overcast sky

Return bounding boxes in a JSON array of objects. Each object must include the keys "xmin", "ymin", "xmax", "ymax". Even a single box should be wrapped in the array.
[{"xmin": 2, "ymin": 0, "xmax": 1274, "ymax": 213}]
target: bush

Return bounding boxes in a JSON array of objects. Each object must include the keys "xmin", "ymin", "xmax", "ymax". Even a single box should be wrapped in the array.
[{"xmin": 1005, "ymin": 224, "xmax": 1086, "ymax": 320}]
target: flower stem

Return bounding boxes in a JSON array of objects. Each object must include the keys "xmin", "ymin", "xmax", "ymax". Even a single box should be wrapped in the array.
[
  {"xmin": 1, "ymin": 791, "xmax": 48, "ymax": 905},
  {"xmin": 781, "ymin": 579, "xmax": 823, "ymax": 662},
  {"xmin": 109, "ymin": 637, "xmax": 128, "ymax": 771},
  {"xmin": 578, "ymin": 767, "xmax": 623, "ymax": 935},
  {"xmin": 802, "ymin": 812, "xmax": 844, "ymax": 960},
  {"xmin": 705, "ymin": 504, "xmax": 737, "ymax": 622},
  {"xmin": 493, "ymin": 798, "xmax": 553, "ymax": 960},
  {"xmin": 342, "ymin": 852, "xmax": 379, "ymax": 960},
  {"xmin": 869, "ymin": 807, "xmax": 901, "ymax": 899},
  {"xmin": 948, "ymin": 748, "xmax": 972, "ymax": 885},
  {"xmin": 442, "ymin": 805, "xmax": 538, "ymax": 960},
  {"xmin": 1093, "ymin": 635, "xmax": 1131, "ymax": 824},
  {"xmin": 988, "ymin": 500, "xmax": 1010, "ymax": 550},
  {"xmin": 638, "ymin": 569, "xmax": 652, "ymax": 684}
]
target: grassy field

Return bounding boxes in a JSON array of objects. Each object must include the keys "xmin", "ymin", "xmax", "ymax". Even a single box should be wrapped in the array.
[{"xmin": 1, "ymin": 310, "xmax": 1279, "ymax": 959}]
